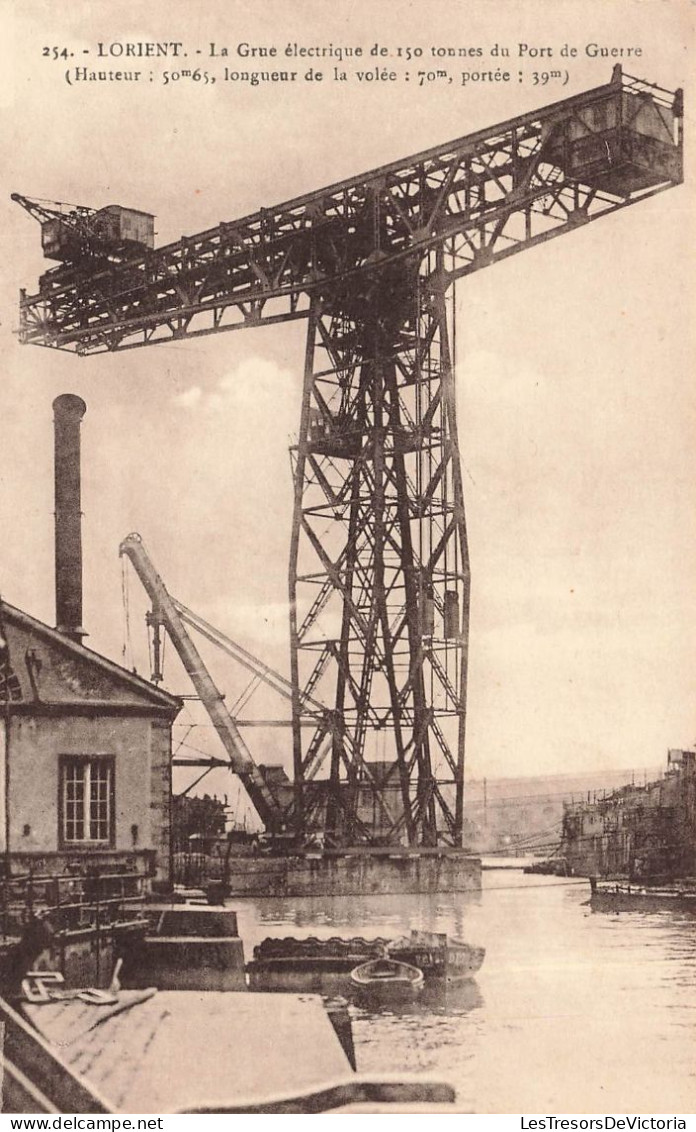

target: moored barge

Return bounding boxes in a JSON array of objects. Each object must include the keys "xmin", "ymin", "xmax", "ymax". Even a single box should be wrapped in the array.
[{"xmin": 246, "ymin": 929, "xmax": 485, "ymax": 991}]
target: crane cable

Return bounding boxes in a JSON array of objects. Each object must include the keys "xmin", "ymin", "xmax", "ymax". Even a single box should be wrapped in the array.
[{"xmin": 28, "ymin": 196, "xmax": 85, "ymax": 210}]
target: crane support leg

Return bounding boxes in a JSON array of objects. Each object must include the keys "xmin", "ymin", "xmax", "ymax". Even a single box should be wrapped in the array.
[{"xmin": 289, "ymin": 250, "xmax": 469, "ymax": 847}]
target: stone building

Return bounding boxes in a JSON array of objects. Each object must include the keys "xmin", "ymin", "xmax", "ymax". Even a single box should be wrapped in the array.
[
  {"xmin": 0, "ymin": 394, "xmax": 180, "ymax": 886},
  {"xmin": 0, "ymin": 600, "xmax": 180, "ymax": 883}
]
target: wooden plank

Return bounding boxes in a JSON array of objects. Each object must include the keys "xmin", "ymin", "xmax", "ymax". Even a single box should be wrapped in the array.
[{"xmin": 0, "ymin": 995, "xmax": 114, "ymax": 1113}]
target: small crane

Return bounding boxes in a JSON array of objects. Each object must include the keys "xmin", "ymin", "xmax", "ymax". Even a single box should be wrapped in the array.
[
  {"xmin": 11, "ymin": 192, "xmax": 154, "ymax": 268},
  {"xmin": 119, "ymin": 533, "xmax": 291, "ymax": 836}
]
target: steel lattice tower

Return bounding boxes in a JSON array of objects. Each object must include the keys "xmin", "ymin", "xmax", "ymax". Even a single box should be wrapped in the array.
[{"xmin": 289, "ymin": 249, "xmax": 468, "ymax": 846}]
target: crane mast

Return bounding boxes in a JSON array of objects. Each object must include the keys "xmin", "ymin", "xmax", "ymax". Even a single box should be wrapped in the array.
[{"xmin": 16, "ymin": 67, "xmax": 683, "ymax": 848}]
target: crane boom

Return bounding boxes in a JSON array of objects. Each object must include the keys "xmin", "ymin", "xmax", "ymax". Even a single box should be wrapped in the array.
[
  {"xmin": 10, "ymin": 193, "xmax": 97, "ymax": 227},
  {"xmin": 16, "ymin": 68, "xmax": 682, "ymax": 354},
  {"xmin": 119, "ymin": 533, "xmax": 286, "ymax": 833}
]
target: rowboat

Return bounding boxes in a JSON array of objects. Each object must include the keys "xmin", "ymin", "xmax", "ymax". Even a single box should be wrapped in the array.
[
  {"xmin": 246, "ymin": 935, "xmax": 389, "ymax": 992},
  {"xmin": 349, "ymin": 957, "xmax": 424, "ymax": 1000}
]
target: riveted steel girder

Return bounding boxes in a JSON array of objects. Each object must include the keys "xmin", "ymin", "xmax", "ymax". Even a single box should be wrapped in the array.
[{"xmin": 16, "ymin": 70, "xmax": 682, "ymax": 355}]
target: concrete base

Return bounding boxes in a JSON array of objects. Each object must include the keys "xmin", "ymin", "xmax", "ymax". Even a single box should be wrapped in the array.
[
  {"xmin": 132, "ymin": 936, "xmax": 247, "ymax": 990},
  {"xmin": 126, "ymin": 903, "xmax": 247, "ymax": 990},
  {"xmin": 143, "ymin": 904, "xmax": 239, "ymax": 936},
  {"xmin": 221, "ymin": 851, "xmax": 481, "ymax": 897}
]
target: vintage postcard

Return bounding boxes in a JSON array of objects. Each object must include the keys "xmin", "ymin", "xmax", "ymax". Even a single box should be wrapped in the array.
[{"xmin": 0, "ymin": 0, "xmax": 693, "ymax": 1118}]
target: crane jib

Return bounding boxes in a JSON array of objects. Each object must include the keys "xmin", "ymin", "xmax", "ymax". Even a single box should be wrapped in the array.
[
  {"xmin": 13, "ymin": 68, "xmax": 682, "ymax": 355},
  {"xmin": 118, "ymin": 534, "xmax": 288, "ymax": 834}
]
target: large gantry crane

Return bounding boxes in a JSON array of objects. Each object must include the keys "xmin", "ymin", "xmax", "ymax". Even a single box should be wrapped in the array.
[{"xmin": 14, "ymin": 67, "xmax": 683, "ymax": 849}]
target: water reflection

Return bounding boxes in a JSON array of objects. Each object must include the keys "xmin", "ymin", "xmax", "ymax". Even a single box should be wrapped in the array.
[
  {"xmin": 232, "ymin": 873, "xmax": 696, "ymax": 1112},
  {"xmin": 352, "ymin": 977, "xmax": 484, "ymax": 1019},
  {"xmin": 251, "ymin": 890, "xmax": 481, "ymax": 940}
]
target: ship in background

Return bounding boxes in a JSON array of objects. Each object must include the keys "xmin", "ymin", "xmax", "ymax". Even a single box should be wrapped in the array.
[{"xmin": 560, "ymin": 749, "xmax": 696, "ymax": 899}]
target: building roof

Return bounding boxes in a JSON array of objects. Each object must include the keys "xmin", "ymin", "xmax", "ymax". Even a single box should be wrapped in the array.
[
  {"xmin": 22, "ymin": 990, "xmax": 353, "ymax": 1113},
  {"xmin": 0, "ymin": 600, "xmax": 180, "ymax": 716}
]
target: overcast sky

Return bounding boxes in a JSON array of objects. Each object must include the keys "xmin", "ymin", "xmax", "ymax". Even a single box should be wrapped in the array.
[{"xmin": 1, "ymin": 0, "xmax": 693, "ymax": 807}]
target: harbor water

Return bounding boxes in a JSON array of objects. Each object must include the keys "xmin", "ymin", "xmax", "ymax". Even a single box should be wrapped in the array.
[{"xmin": 232, "ymin": 870, "xmax": 696, "ymax": 1113}]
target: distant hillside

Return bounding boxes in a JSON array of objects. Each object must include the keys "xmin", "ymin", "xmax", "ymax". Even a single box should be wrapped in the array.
[{"xmin": 462, "ymin": 766, "xmax": 662, "ymax": 855}]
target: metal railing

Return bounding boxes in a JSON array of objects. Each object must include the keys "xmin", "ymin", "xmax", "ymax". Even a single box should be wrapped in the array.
[{"xmin": 0, "ymin": 865, "xmax": 150, "ymax": 943}]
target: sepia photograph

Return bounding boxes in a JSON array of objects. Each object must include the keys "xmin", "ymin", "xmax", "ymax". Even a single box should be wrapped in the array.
[{"xmin": 0, "ymin": 0, "xmax": 693, "ymax": 1117}]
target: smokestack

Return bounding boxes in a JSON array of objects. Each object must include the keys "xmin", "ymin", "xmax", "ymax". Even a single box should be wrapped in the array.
[{"xmin": 53, "ymin": 394, "xmax": 87, "ymax": 643}]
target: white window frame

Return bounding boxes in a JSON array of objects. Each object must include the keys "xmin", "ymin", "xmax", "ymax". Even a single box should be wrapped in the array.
[{"xmin": 60, "ymin": 755, "xmax": 115, "ymax": 848}]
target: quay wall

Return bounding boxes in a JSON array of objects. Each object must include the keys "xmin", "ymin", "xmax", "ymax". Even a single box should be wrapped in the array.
[{"xmin": 216, "ymin": 851, "xmax": 481, "ymax": 897}]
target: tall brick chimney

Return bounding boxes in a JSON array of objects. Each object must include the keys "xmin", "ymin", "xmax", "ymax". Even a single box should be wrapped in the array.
[{"xmin": 53, "ymin": 394, "xmax": 87, "ymax": 643}]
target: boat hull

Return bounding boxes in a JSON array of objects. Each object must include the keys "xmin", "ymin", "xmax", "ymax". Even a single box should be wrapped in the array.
[
  {"xmin": 349, "ymin": 959, "xmax": 424, "ymax": 1001},
  {"xmin": 388, "ymin": 931, "xmax": 485, "ymax": 983},
  {"xmin": 389, "ymin": 941, "xmax": 485, "ymax": 983},
  {"xmin": 246, "ymin": 931, "xmax": 485, "ymax": 992},
  {"xmin": 246, "ymin": 935, "xmax": 388, "ymax": 992},
  {"xmin": 589, "ymin": 878, "xmax": 696, "ymax": 913}
]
